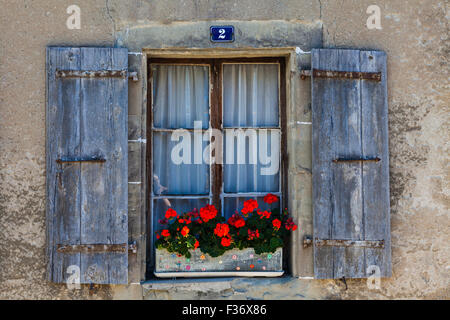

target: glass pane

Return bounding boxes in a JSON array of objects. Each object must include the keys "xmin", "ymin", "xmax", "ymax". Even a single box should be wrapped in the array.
[
  {"xmin": 223, "ymin": 196, "xmax": 280, "ymax": 221},
  {"xmin": 153, "ymin": 132, "xmax": 209, "ymax": 195},
  {"xmin": 223, "ymin": 64, "xmax": 279, "ymax": 127},
  {"xmin": 153, "ymin": 198, "xmax": 210, "ymax": 231},
  {"xmin": 223, "ymin": 129, "xmax": 280, "ymax": 193},
  {"xmin": 152, "ymin": 65, "xmax": 209, "ymax": 129}
]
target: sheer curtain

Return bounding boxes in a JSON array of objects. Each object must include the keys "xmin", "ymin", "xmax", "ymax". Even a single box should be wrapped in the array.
[
  {"xmin": 153, "ymin": 65, "xmax": 209, "ymax": 129},
  {"xmin": 223, "ymin": 64, "xmax": 280, "ymax": 196},
  {"xmin": 151, "ymin": 63, "xmax": 281, "ymax": 219},
  {"xmin": 152, "ymin": 65, "xmax": 210, "ymax": 196}
]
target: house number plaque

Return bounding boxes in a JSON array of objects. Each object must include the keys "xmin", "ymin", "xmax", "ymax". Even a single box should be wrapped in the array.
[{"xmin": 210, "ymin": 26, "xmax": 234, "ymax": 42}]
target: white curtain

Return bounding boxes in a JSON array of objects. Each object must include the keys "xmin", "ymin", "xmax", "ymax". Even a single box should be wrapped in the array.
[
  {"xmin": 152, "ymin": 63, "xmax": 280, "ymax": 199},
  {"xmin": 223, "ymin": 64, "xmax": 280, "ymax": 193},
  {"xmin": 152, "ymin": 65, "xmax": 210, "ymax": 195},
  {"xmin": 153, "ymin": 65, "xmax": 209, "ymax": 129},
  {"xmin": 223, "ymin": 64, "xmax": 279, "ymax": 127}
]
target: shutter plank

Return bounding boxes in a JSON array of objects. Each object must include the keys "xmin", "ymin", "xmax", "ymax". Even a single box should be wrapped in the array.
[
  {"xmin": 312, "ymin": 49, "xmax": 390, "ymax": 279},
  {"xmin": 79, "ymin": 48, "xmax": 128, "ymax": 284},
  {"xmin": 360, "ymin": 51, "xmax": 391, "ymax": 277},
  {"xmin": 331, "ymin": 50, "xmax": 365, "ymax": 279},
  {"xmin": 312, "ymin": 49, "xmax": 336, "ymax": 279},
  {"xmin": 47, "ymin": 48, "xmax": 82, "ymax": 283}
]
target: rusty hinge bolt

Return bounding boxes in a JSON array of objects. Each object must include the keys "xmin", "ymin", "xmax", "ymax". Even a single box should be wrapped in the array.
[
  {"xmin": 128, "ymin": 241, "xmax": 137, "ymax": 254},
  {"xmin": 303, "ymin": 235, "xmax": 313, "ymax": 248},
  {"xmin": 128, "ymin": 72, "xmax": 138, "ymax": 82}
]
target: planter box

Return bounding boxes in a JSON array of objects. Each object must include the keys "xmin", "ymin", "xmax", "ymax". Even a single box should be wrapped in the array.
[{"xmin": 154, "ymin": 248, "xmax": 284, "ymax": 278}]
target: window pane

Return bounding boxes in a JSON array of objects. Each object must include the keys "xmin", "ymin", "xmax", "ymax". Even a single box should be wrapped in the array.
[
  {"xmin": 223, "ymin": 129, "xmax": 280, "ymax": 193},
  {"xmin": 223, "ymin": 64, "xmax": 279, "ymax": 127},
  {"xmin": 223, "ymin": 196, "xmax": 280, "ymax": 220},
  {"xmin": 153, "ymin": 198, "xmax": 210, "ymax": 231},
  {"xmin": 152, "ymin": 65, "xmax": 209, "ymax": 129},
  {"xmin": 153, "ymin": 132, "xmax": 209, "ymax": 195}
]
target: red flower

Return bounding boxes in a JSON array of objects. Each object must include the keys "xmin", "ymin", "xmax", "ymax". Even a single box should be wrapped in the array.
[
  {"xmin": 241, "ymin": 199, "xmax": 258, "ymax": 215},
  {"xmin": 263, "ymin": 193, "xmax": 279, "ymax": 204},
  {"xmin": 155, "ymin": 232, "xmax": 161, "ymax": 239},
  {"xmin": 199, "ymin": 204, "xmax": 218, "ymax": 222},
  {"xmin": 284, "ymin": 217, "xmax": 298, "ymax": 231},
  {"xmin": 248, "ymin": 229, "xmax": 260, "ymax": 240},
  {"xmin": 178, "ymin": 219, "xmax": 184, "ymax": 224},
  {"xmin": 228, "ymin": 214, "xmax": 245, "ymax": 228},
  {"xmin": 272, "ymin": 219, "xmax": 281, "ymax": 230},
  {"xmin": 181, "ymin": 226, "xmax": 190, "ymax": 237},
  {"xmin": 165, "ymin": 208, "xmax": 177, "ymax": 219},
  {"xmin": 258, "ymin": 210, "xmax": 271, "ymax": 219},
  {"xmin": 214, "ymin": 223, "xmax": 230, "ymax": 237},
  {"xmin": 194, "ymin": 240, "xmax": 199, "ymax": 250},
  {"xmin": 161, "ymin": 229, "xmax": 170, "ymax": 237},
  {"xmin": 221, "ymin": 236, "xmax": 232, "ymax": 247}
]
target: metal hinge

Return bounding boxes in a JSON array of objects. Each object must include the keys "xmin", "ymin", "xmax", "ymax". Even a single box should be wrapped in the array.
[
  {"xmin": 300, "ymin": 69, "xmax": 381, "ymax": 82},
  {"xmin": 303, "ymin": 235, "xmax": 313, "ymax": 248},
  {"xmin": 56, "ymin": 242, "xmax": 138, "ymax": 254},
  {"xmin": 128, "ymin": 241, "xmax": 137, "ymax": 254},
  {"xmin": 55, "ymin": 69, "xmax": 139, "ymax": 82},
  {"xmin": 128, "ymin": 71, "xmax": 138, "ymax": 82},
  {"xmin": 303, "ymin": 237, "xmax": 384, "ymax": 249}
]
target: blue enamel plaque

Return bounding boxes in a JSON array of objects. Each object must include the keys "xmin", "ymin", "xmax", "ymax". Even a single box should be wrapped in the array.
[{"xmin": 210, "ymin": 26, "xmax": 234, "ymax": 42}]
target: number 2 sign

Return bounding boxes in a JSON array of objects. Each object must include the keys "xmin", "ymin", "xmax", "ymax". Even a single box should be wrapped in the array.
[{"xmin": 210, "ymin": 26, "xmax": 234, "ymax": 42}]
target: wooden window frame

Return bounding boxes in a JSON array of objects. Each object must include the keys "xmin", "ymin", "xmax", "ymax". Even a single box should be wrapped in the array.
[{"xmin": 146, "ymin": 57, "xmax": 287, "ymax": 277}]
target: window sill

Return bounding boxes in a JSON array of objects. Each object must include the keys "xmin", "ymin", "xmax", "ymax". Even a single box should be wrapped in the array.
[
  {"xmin": 141, "ymin": 274, "xmax": 295, "ymax": 293},
  {"xmin": 153, "ymin": 271, "xmax": 284, "ymax": 278}
]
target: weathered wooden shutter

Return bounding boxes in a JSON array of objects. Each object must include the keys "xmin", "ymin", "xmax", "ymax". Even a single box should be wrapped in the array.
[
  {"xmin": 46, "ymin": 47, "xmax": 128, "ymax": 284},
  {"xmin": 312, "ymin": 49, "xmax": 391, "ymax": 279}
]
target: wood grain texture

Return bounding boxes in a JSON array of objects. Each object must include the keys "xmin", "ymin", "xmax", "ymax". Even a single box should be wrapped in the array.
[
  {"xmin": 312, "ymin": 49, "xmax": 391, "ymax": 279},
  {"xmin": 47, "ymin": 47, "xmax": 128, "ymax": 284}
]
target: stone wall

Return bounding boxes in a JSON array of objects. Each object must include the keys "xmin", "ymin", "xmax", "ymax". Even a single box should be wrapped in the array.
[{"xmin": 0, "ymin": 0, "xmax": 448, "ymax": 300}]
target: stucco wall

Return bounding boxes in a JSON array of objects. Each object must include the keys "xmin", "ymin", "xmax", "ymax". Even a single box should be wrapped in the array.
[{"xmin": 0, "ymin": 0, "xmax": 448, "ymax": 300}]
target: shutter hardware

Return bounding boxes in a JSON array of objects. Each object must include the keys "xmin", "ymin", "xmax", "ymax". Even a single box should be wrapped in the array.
[
  {"xmin": 57, "ymin": 241, "xmax": 137, "ymax": 254},
  {"xmin": 300, "ymin": 69, "xmax": 381, "ymax": 81},
  {"xmin": 55, "ymin": 70, "xmax": 139, "ymax": 81},
  {"xmin": 56, "ymin": 157, "xmax": 106, "ymax": 164},
  {"xmin": 332, "ymin": 157, "xmax": 381, "ymax": 163},
  {"xmin": 303, "ymin": 237, "xmax": 384, "ymax": 249},
  {"xmin": 315, "ymin": 239, "xmax": 385, "ymax": 249}
]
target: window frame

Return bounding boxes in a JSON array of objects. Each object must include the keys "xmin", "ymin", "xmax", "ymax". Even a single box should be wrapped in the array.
[{"xmin": 146, "ymin": 57, "xmax": 287, "ymax": 277}]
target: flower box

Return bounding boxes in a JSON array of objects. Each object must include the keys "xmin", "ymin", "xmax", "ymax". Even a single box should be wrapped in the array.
[{"xmin": 154, "ymin": 247, "xmax": 283, "ymax": 278}]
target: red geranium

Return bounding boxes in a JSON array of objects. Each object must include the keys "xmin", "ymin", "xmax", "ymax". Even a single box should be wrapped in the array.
[
  {"xmin": 241, "ymin": 199, "xmax": 258, "ymax": 215},
  {"xmin": 272, "ymin": 219, "xmax": 281, "ymax": 230},
  {"xmin": 194, "ymin": 240, "xmax": 199, "ymax": 250},
  {"xmin": 214, "ymin": 223, "xmax": 230, "ymax": 237},
  {"xmin": 228, "ymin": 214, "xmax": 245, "ymax": 228},
  {"xmin": 199, "ymin": 204, "xmax": 218, "ymax": 222},
  {"xmin": 258, "ymin": 210, "xmax": 271, "ymax": 219},
  {"xmin": 284, "ymin": 217, "xmax": 298, "ymax": 231},
  {"xmin": 221, "ymin": 236, "xmax": 232, "ymax": 247},
  {"xmin": 165, "ymin": 208, "xmax": 177, "ymax": 219},
  {"xmin": 161, "ymin": 229, "xmax": 170, "ymax": 237},
  {"xmin": 263, "ymin": 193, "xmax": 279, "ymax": 204},
  {"xmin": 248, "ymin": 229, "xmax": 260, "ymax": 240},
  {"xmin": 181, "ymin": 226, "xmax": 190, "ymax": 237}
]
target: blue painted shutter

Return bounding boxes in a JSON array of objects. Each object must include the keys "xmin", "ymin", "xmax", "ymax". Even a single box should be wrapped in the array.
[
  {"xmin": 46, "ymin": 47, "xmax": 128, "ymax": 284},
  {"xmin": 312, "ymin": 49, "xmax": 391, "ymax": 279}
]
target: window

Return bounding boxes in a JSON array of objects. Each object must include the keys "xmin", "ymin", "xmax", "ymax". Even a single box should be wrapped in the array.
[{"xmin": 147, "ymin": 58, "xmax": 286, "ymax": 273}]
